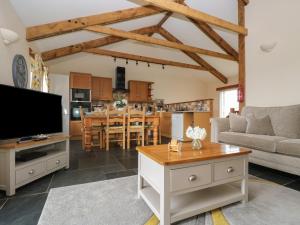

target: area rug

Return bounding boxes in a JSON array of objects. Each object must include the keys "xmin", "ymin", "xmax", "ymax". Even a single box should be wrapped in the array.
[{"xmin": 38, "ymin": 176, "xmax": 300, "ymax": 225}]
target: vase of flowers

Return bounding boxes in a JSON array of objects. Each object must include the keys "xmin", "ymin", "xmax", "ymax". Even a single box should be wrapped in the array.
[
  {"xmin": 186, "ymin": 126, "xmax": 207, "ymax": 150},
  {"xmin": 113, "ymin": 98, "xmax": 127, "ymax": 110}
]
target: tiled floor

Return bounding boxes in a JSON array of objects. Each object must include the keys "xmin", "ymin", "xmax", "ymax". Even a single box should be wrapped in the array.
[{"xmin": 0, "ymin": 140, "xmax": 299, "ymax": 225}]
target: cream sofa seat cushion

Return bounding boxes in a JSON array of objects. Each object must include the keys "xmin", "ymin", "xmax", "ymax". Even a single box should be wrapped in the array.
[
  {"xmin": 277, "ymin": 139, "xmax": 300, "ymax": 157},
  {"xmin": 219, "ymin": 132, "xmax": 287, "ymax": 153}
]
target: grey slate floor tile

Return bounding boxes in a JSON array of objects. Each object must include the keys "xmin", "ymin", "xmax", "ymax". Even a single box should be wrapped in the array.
[
  {"xmin": 105, "ymin": 170, "xmax": 137, "ymax": 180},
  {"xmin": 285, "ymin": 179, "xmax": 300, "ymax": 191},
  {"xmin": 0, "ymin": 193, "xmax": 47, "ymax": 225}
]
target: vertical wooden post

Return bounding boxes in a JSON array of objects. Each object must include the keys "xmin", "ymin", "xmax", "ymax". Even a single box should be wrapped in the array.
[{"xmin": 238, "ymin": 0, "xmax": 246, "ymax": 110}]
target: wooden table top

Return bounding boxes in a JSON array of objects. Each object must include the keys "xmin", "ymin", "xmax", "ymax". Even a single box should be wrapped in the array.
[{"xmin": 136, "ymin": 142, "xmax": 251, "ymax": 165}]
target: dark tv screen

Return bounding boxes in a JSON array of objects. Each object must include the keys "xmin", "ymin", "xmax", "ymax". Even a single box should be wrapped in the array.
[{"xmin": 0, "ymin": 84, "xmax": 62, "ymax": 140}]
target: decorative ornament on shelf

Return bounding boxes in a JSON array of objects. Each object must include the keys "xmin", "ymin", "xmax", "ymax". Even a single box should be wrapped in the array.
[
  {"xmin": 186, "ymin": 125, "xmax": 207, "ymax": 150},
  {"xmin": 12, "ymin": 54, "xmax": 28, "ymax": 88},
  {"xmin": 113, "ymin": 96, "xmax": 127, "ymax": 110}
]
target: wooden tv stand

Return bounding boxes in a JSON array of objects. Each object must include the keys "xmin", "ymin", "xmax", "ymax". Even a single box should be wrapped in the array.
[{"xmin": 0, "ymin": 135, "xmax": 69, "ymax": 196}]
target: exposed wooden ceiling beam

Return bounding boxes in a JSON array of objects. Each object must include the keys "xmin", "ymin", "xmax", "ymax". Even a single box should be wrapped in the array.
[
  {"xmin": 26, "ymin": 5, "xmax": 165, "ymax": 41},
  {"xmin": 141, "ymin": 0, "xmax": 247, "ymax": 35},
  {"xmin": 178, "ymin": 2, "xmax": 238, "ymax": 60},
  {"xmin": 41, "ymin": 26, "xmax": 158, "ymax": 61},
  {"xmin": 241, "ymin": 0, "xmax": 249, "ymax": 6},
  {"xmin": 85, "ymin": 25, "xmax": 236, "ymax": 61},
  {"xmin": 85, "ymin": 48, "xmax": 208, "ymax": 71},
  {"xmin": 158, "ymin": 12, "xmax": 172, "ymax": 27},
  {"xmin": 158, "ymin": 27, "xmax": 228, "ymax": 83}
]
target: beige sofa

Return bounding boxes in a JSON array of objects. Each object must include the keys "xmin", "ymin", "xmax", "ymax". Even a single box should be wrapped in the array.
[{"xmin": 211, "ymin": 105, "xmax": 300, "ymax": 176}]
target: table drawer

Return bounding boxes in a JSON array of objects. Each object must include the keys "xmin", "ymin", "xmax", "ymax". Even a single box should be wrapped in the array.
[
  {"xmin": 214, "ymin": 159, "xmax": 244, "ymax": 181},
  {"xmin": 170, "ymin": 164, "xmax": 212, "ymax": 192},
  {"xmin": 46, "ymin": 154, "xmax": 66, "ymax": 171},
  {"xmin": 16, "ymin": 162, "xmax": 46, "ymax": 185}
]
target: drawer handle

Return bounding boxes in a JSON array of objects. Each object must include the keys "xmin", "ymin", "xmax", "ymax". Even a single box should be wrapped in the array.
[
  {"xmin": 188, "ymin": 175, "xmax": 197, "ymax": 182},
  {"xmin": 227, "ymin": 167, "xmax": 234, "ymax": 173},
  {"xmin": 56, "ymin": 160, "xmax": 61, "ymax": 164},
  {"xmin": 28, "ymin": 169, "xmax": 35, "ymax": 175}
]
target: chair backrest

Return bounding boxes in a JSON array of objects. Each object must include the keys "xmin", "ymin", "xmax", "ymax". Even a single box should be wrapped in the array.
[
  {"xmin": 128, "ymin": 106, "xmax": 145, "ymax": 127},
  {"xmin": 106, "ymin": 106, "xmax": 126, "ymax": 130},
  {"xmin": 79, "ymin": 106, "xmax": 85, "ymax": 122}
]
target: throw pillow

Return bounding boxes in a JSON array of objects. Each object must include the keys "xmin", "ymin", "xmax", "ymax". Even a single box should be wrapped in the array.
[
  {"xmin": 246, "ymin": 115, "xmax": 275, "ymax": 136},
  {"xmin": 229, "ymin": 113, "xmax": 247, "ymax": 133}
]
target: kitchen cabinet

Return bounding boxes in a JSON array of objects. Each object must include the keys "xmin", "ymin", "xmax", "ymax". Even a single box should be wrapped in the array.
[
  {"xmin": 193, "ymin": 112, "xmax": 211, "ymax": 140},
  {"xmin": 70, "ymin": 121, "xmax": 82, "ymax": 140},
  {"xmin": 160, "ymin": 112, "xmax": 172, "ymax": 138},
  {"xmin": 70, "ymin": 72, "xmax": 92, "ymax": 89},
  {"xmin": 128, "ymin": 80, "xmax": 153, "ymax": 102},
  {"xmin": 92, "ymin": 77, "xmax": 112, "ymax": 101}
]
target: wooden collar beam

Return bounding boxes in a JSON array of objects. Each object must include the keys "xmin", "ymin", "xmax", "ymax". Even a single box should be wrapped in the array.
[
  {"xmin": 85, "ymin": 48, "xmax": 208, "ymax": 71},
  {"xmin": 41, "ymin": 26, "xmax": 158, "ymax": 61},
  {"xmin": 85, "ymin": 25, "xmax": 236, "ymax": 61},
  {"xmin": 141, "ymin": 0, "xmax": 247, "ymax": 35},
  {"xmin": 26, "ymin": 5, "xmax": 165, "ymax": 41}
]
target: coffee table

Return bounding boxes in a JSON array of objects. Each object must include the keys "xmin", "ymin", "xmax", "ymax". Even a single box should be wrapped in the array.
[{"xmin": 136, "ymin": 142, "xmax": 251, "ymax": 225}]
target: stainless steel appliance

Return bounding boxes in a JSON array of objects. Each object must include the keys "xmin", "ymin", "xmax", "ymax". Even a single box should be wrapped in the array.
[
  {"xmin": 71, "ymin": 89, "xmax": 91, "ymax": 102},
  {"xmin": 70, "ymin": 102, "xmax": 91, "ymax": 121}
]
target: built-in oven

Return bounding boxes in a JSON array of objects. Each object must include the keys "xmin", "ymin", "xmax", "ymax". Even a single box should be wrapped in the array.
[
  {"xmin": 70, "ymin": 102, "xmax": 91, "ymax": 121},
  {"xmin": 71, "ymin": 89, "xmax": 91, "ymax": 102}
]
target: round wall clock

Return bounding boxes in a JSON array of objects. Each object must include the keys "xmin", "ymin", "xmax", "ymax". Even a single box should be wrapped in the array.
[{"xmin": 12, "ymin": 54, "xmax": 28, "ymax": 88}]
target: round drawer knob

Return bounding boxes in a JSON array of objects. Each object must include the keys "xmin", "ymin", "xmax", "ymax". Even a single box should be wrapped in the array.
[
  {"xmin": 227, "ymin": 167, "xmax": 234, "ymax": 173},
  {"xmin": 56, "ymin": 160, "xmax": 61, "ymax": 164},
  {"xmin": 188, "ymin": 175, "xmax": 197, "ymax": 182},
  {"xmin": 28, "ymin": 169, "xmax": 35, "ymax": 175}
]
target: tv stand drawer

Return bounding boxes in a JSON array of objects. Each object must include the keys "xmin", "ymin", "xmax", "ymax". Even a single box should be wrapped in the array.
[
  {"xmin": 47, "ymin": 154, "xmax": 67, "ymax": 171},
  {"xmin": 16, "ymin": 162, "xmax": 46, "ymax": 185}
]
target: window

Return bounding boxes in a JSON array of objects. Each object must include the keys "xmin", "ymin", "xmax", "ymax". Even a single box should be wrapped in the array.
[{"xmin": 219, "ymin": 89, "xmax": 239, "ymax": 118}]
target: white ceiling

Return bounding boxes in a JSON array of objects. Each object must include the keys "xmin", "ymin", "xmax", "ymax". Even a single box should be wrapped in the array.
[{"xmin": 10, "ymin": 0, "xmax": 239, "ymax": 82}]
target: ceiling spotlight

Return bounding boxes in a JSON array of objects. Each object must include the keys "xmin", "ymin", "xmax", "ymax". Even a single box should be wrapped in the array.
[
  {"xmin": 162, "ymin": 64, "xmax": 165, "ymax": 69},
  {"xmin": 136, "ymin": 61, "xmax": 138, "ymax": 66},
  {"xmin": 148, "ymin": 63, "xmax": 150, "ymax": 67},
  {"xmin": 113, "ymin": 57, "xmax": 116, "ymax": 62},
  {"xmin": 126, "ymin": 59, "xmax": 128, "ymax": 64}
]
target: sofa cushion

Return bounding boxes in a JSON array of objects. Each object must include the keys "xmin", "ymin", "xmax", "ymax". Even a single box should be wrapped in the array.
[
  {"xmin": 246, "ymin": 115, "xmax": 274, "ymax": 136},
  {"xmin": 277, "ymin": 139, "xmax": 300, "ymax": 157},
  {"xmin": 229, "ymin": 113, "xmax": 247, "ymax": 133},
  {"xmin": 219, "ymin": 132, "xmax": 287, "ymax": 153},
  {"xmin": 242, "ymin": 105, "xmax": 300, "ymax": 139}
]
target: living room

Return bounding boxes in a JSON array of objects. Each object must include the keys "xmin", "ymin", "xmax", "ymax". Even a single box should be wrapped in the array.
[{"xmin": 0, "ymin": 0, "xmax": 300, "ymax": 225}]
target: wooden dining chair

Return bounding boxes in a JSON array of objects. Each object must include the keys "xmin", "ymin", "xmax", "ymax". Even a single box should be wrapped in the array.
[
  {"xmin": 127, "ymin": 107, "xmax": 145, "ymax": 149},
  {"xmin": 104, "ymin": 107, "xmax": 126, "ymax": 151},
  {"xmin": 80, "ymin": 107, "xmax": 102, "ymax": 150},
  {"xmin": 145, "ymin": 111, "xmax": 162, "ymax": 145}
]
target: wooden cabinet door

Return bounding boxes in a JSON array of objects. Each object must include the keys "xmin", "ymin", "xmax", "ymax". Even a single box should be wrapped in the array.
[
  {"xmin": 100, "ymin": 78, "xmax": 113, "ymax": 100},
  {"xmin": 128, "ymin": 81, "xmax": 137, "ymax": 102},
  {"xmin": 139, "ymin": 82, "xmax": 149, "ymax": 102},
  {"xmin": 70, "ymin": 121, "xmax": 82, "ymax": 138},
  {"xmin": 160, "ymin": 112, "xmax": 172, "ymax": 138},
  {"xmin": 70, "ymin": 72, "xmax": 92, "ymax": 89},
  {"xmin": 92, "ymin": 77, "xmax": 101, "ymax": 101}
]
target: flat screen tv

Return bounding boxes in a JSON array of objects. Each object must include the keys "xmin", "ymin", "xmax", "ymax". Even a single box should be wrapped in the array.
[{"xmin": 0, "ymin": 84, "xmax": 62, "ymax": 140}]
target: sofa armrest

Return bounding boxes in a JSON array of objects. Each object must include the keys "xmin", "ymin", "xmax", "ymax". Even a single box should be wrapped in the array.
[{"xmin": 211, "ymin": 118, "xmax": 230, "ymax": 143}]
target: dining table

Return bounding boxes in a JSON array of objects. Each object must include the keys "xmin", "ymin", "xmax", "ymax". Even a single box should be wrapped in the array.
[{"xmin": 82, "ymin": 113, "xmax": 160, "ymax": 151}]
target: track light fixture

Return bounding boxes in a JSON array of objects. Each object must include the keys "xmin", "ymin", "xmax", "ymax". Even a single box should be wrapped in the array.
[
  {"xmin": 136, "ymin": 61, "xmax": 138, "ymax": 66},
  {"xmin": 113, "ymin": 57, "xmax": 116, "ymax": 62},
  {"xmin": 162, "ymin": 64, "xmax": 165, "ymax": 69},
  {"xmin": 126, "ymin": 59, "xmax": 128, "ymax": 64},
  {"xmin": 148, "ymin": 63, "xmax": 150, "ymax": 67}
]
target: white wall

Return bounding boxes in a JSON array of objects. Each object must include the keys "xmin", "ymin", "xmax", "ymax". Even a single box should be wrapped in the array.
[
  {"xmin": 0, "ymin": 0, "xmax": 30, "ymax": 86},
  {"xmin": 48, "ymin": 54, "xmax": 210, "ymax": 104},
  {"xmin": 246, "ymin": 0, "xmax": 300, "ymax": 106}
]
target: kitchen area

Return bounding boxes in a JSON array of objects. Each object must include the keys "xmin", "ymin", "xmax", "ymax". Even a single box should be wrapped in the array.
[{"xmin": 49, "ymin": 66, "xmax": 213, "ymax": 142}]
